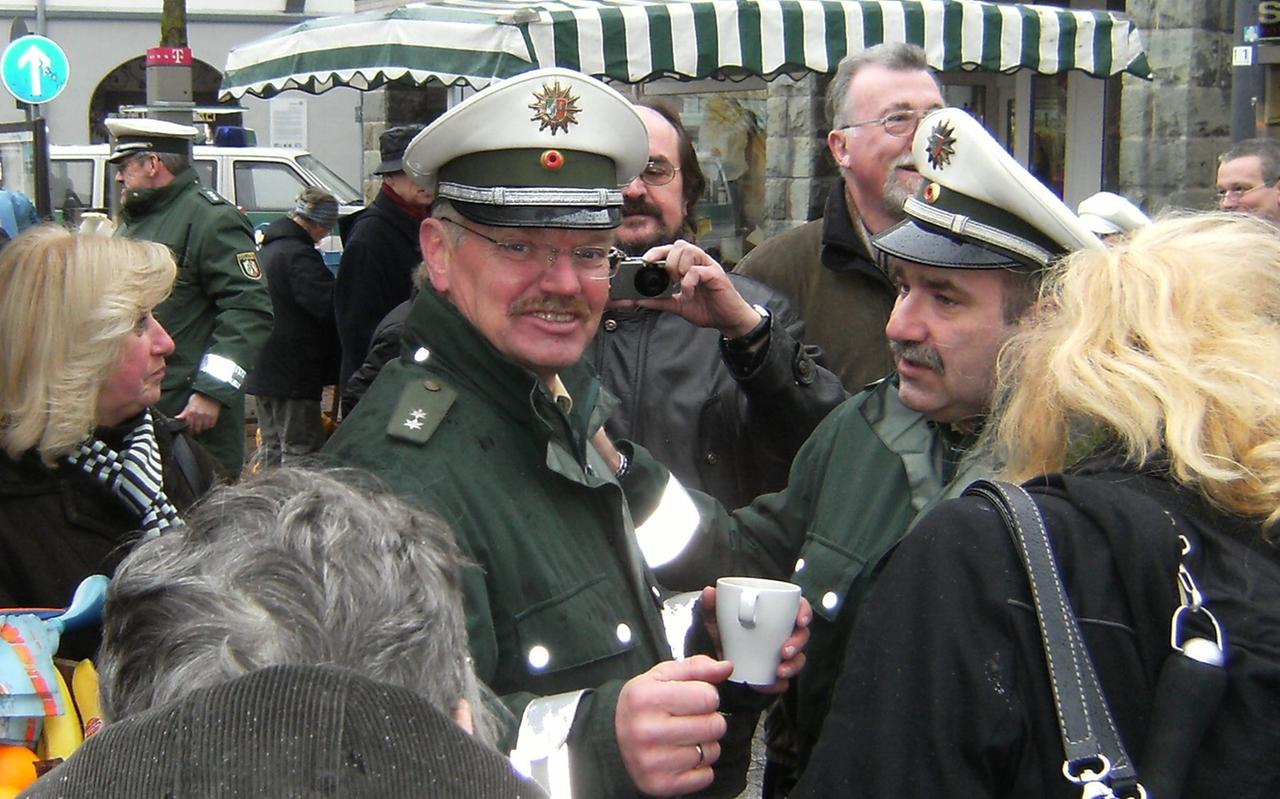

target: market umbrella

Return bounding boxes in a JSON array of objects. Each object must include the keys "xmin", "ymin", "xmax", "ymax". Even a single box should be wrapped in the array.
[{"xmin": 221, "ymin": 0, "xmax": 1152, "ymax": 100}]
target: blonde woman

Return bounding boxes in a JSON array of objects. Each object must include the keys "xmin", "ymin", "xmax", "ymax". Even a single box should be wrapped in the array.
[
  {"xmin": 797, "ymin": 212, "xmax": 1280, "ymax": 798},
  {"xmin": 0, "ymin": 226, "xmax": 219, "ymax": 659}
]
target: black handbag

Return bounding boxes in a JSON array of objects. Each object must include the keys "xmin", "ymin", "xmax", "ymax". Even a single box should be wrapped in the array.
[{"xmin": 964, "ymin": 479, "xmax": 1228, "ymax": 799}]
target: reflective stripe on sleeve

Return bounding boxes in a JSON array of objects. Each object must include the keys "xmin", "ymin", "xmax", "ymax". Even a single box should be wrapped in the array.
[
  {"xmin": 199, "ymin": 353, "xmax": 247, "ymax": 390},
  {"xmin": 509, "ymin": 689, "xmax": 588, "ymax": 799},
  {"xmin": 633, "ymin": 474, "xmax": 700, "ymax": 569}
]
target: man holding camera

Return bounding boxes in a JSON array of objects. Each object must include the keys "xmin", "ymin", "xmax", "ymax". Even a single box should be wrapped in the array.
[
  {"xmin": 588, "ymin": 100, "xmax": 846, "ymax": 510},
  {"xmin": 324, "ymin": 69, "xmax": 808, "ymax": 798}
]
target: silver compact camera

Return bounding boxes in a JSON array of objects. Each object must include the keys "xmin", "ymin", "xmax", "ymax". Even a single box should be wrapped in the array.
[{"xmin": 610, "ymin": 257, "xmax": 677, "ymax": 300}]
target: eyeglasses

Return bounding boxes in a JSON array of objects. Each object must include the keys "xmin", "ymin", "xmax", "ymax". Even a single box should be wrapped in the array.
[
  {"xmin": 440, "ymin": 217, "xmax": 620, "ymax": 278},
  {"xmin": 1216, "ymin": 183, "xmax": 1272, "ymax": 201},
  {"xmin": 840, "ymin": 109, "xmax": 932, "ymax": 138},
  {"xmin": 638, "ymin": 159, "xmax": 681, "ymax": 187}
]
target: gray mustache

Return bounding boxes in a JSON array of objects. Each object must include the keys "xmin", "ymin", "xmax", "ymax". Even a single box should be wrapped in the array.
[{"xmin": 889, "ymin": 340, "xmax": 944, "ymax": 374}]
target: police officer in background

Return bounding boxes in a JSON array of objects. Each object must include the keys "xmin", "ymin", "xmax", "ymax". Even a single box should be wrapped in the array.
[
  {"xmin": 107, "ymin": 118, "xmax": 272, "ymax": 476},
  {"xmin": 324, "ymin": 68, "xmax": 808, "ymax": 798}
]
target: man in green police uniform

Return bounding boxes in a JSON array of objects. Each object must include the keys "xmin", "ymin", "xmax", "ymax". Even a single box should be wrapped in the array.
[
  {"xmin": 107, "ymin": 118, "xmax": 273, "ymax": 476},
  {"xmin": 606, "ymin": 107, "xmax": 1105, "ymax": 796},
  {"xmin": 323, "ymin": 68, "xmax": 808, "ymax": 799}
]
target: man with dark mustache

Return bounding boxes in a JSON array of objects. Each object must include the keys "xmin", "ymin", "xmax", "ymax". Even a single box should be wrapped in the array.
[
  {"xmin": 587, "ymin": 99, "xmax": 846, "ymax": 509},
  {"xmin": 324, "ymin": 69, "xmax": 809, "ymax": 799},
  {"xmin": 600, "ymin": 108, "xmax": 1102, "ymax": 796},
  {"xmin": 734, "ymin": 43, "xmax": 943, "ymax": 391}
]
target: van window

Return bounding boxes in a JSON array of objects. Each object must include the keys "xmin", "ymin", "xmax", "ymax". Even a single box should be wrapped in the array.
[
  {"xmin": 51, "ymin": 159, "xmax": 93, "ymax": 212},
  {"xmin": 296, "ymin": 154, "xmax": 361, "ymax": 205},
  {"xmin": 234, "ymin": 161, "xmax": 308, "ymax": 213},
  {"xmin": 194, "ymin": 159, "xmax": 216, "ymax": 193}
]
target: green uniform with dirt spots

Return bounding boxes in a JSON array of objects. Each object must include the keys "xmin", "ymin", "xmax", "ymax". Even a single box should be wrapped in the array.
[
  {"xmin": 116, "ymin": 167, "xmax": 272, "ymax": 475},
  {"xmin": 324, "ymin": 286, "xmax": 684, "ymax": 797}
]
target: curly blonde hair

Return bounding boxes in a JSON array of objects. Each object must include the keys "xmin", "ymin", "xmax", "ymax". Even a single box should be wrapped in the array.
[
  {"xmin": 0, "ymin": 226, "xmax": 176, "ymax": 464},
  {"xmin": 990, "ymin": 211, "xmax": 1280, "ymax": 531}
]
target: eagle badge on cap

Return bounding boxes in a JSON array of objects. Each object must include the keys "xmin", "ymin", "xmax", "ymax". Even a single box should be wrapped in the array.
[
  {"xmin": 926, "ymin": 120, "xmax": 957, "ymax": 170},
  {"xmin": 529, "ymin": 81, "xmax": 581, "ymax": 135}
]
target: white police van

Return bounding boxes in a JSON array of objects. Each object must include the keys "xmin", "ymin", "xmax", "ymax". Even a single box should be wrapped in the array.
[{"xmin": 50, "ymin": 143, "xmax": 363, "ymax": 267}]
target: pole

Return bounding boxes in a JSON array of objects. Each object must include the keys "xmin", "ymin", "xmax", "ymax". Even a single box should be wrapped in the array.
[{"xmin": 1233, "ymin": 0, "xmax": 1263, "ymax": 141}]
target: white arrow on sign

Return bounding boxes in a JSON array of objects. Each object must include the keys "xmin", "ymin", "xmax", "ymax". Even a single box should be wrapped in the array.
[{"xmin": 16, "ymin": 44, "xmax": 52, "ymax": 97}]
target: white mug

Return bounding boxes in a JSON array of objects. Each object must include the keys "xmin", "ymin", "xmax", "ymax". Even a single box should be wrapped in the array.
[{"xmin": 715, "ymin": 576, "xmax": 801, "ymax": 685}]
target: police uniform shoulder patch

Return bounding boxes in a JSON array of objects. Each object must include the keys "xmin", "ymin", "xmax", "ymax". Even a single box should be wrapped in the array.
[
  {"xmin": 236, "ymin": 252, "xmax": 262, "ymax": 279},
  {"xmin": 199, "ymin": 188, "xmax": 228, "ymax": 205},
  {"xmin": 387, "ymin": 377, "xmax": 457, "ymax": 444}
]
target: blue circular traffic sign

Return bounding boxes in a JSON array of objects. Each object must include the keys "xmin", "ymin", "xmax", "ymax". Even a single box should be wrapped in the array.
[{"xmin": 2, "ymin": 34, "xmax": 69, "ymax": 104}]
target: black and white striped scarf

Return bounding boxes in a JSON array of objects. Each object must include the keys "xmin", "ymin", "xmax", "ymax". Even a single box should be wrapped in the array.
[{"xmin": 66, "ymin": 409, "xmax": 183, "ymax": 537}]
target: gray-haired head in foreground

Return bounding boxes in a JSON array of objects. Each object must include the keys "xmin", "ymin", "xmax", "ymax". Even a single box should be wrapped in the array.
[
  {"xmin": 827, "ymin": 42, "xmax": 936, "ymax": 128},
  {"xmin": 98, "ymin": 466, "xmax": 492, "ymax": 743}
]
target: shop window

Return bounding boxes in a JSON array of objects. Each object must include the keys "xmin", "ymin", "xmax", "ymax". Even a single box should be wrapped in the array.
[{"xmin": 1031, "ymin": 73, "xmax": 1068, "ymax": 198}]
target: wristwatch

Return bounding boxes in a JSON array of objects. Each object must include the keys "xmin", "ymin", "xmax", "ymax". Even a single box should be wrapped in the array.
[{"xmin": 722, "ymin": 304, "xmax": 771, "ymax": 353}]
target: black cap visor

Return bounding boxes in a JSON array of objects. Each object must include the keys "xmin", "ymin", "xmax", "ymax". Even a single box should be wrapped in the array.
[
  {"xmin": 452, "ymin": 200, "xmax": 621, "ymax": 230},
  {"xmin": 873, "ymin": 218, "xmax": 1031, "ymax": 270}
]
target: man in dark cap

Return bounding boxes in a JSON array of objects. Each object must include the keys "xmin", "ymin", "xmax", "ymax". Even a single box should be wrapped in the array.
[
  {"xmin": 334, "ymin": 123, "xmax": 433, "ymax": 395},
  {"xmin": 603, "ymin": 106, "xmax": 1103, "ymax": 795},
  {"xmin": 106, "ymin": 117, "xmax": 273, "ymax": 477},
  {"xmin": 324, "ymin": 68, "xmax": 808, "ymax": 799},
  {"xmin": 245, "ymin": 187, "xmax": 343, "ymax": 466}
]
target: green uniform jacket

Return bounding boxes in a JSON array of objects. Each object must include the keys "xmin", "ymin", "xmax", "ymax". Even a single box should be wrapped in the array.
[
  {"xmin": 622, "ymin": 376, "xmax": 990, "ymax": 788},
  {"xmin": 323, "ymin": 287, "xmax": 676, "ymax": 797},
  {"xmin": 116, "ymin": 168, "xmax": 272, "ymax": 475}
]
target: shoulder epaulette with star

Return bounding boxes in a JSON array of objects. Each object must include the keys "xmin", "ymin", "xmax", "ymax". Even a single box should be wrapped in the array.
[{"xmin": 386, "ymin": 376, "xmax": 457, "ymax": 444}]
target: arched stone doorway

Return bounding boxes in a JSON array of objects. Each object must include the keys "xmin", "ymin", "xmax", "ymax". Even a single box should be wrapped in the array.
[{"xmin": 88, "ymin": 56, "xmax": 235, "ymax": 143}]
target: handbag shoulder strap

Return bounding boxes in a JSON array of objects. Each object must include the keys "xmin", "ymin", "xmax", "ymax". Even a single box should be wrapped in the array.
[{"xmin": 964, "ymin": 479, "xmax": 1143, "ymax": 798}]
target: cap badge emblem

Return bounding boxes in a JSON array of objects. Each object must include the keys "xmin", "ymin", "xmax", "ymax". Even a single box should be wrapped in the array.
[
  {"xmin": 540, "ymin": 150, "xmax": 565, "ymax": 170},
  {"xmin": 529, "ymin": 81, "xmax": 581, "ymax": 135},
  {"xmin": 923, "ymin": 182, "xmax": 941, "ymax": 204},
  {"xmin": 926, "ymin": 120, "xmax": 957, "ymax": 170}
]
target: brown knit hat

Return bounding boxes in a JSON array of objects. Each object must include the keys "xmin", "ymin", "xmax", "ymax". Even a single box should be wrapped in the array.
[{"xmin": 21, "ymin": 665, "xmax": 546, "ymax": 799}]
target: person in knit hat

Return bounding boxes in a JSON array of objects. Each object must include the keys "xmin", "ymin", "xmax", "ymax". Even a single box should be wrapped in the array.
[{"xmin": 245, "ymin": 187, "xmax": 343, "ymax": 466}]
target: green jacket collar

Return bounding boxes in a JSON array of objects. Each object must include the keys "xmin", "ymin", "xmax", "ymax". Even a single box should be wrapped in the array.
[
  {"xmin": 120, "ymin": 167, "xmax": 199, "ymax": 220},
  {"xmin": 401, "ymin": 286, "xmax": 615, "ymax": 451}
]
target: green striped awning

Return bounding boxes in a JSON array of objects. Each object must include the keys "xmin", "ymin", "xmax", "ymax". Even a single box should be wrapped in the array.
[{"xmin": 220, "ymin": 1, "xmax": 1152, "ymax": 100}]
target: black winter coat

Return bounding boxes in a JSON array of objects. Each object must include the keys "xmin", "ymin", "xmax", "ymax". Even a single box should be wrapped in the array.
[
  {"xmin": 0, "ymin": 414, "xmax": 220, "ymax": 660},
  {"xmin": 796, "ymin": 466, "xmax": 1280, "ymax": 798},
  {"xmin": 244, "ymin": 216, "xmax": 340, "ymax": 399},
  {"xmin": 585, "ymin": 273, "xmax": 847, "ymax": 509},
  {"xmin": 333, "ymin": 191, "xmax": 422, "ymax": 390}
]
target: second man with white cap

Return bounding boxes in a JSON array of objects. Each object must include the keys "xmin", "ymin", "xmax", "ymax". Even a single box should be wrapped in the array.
[{"xmin": 603, "ymin": 106, "xmax": 1104, "ymax": 795}]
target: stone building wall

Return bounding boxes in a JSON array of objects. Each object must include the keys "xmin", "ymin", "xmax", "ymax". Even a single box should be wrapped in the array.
[
  {"xmin": 1119, "ymin": 1, "xmax": 1235, "ymax": 213},
  {"xmin": 758, "ymin": 74, "xmax": 838, "ymax": 241}
]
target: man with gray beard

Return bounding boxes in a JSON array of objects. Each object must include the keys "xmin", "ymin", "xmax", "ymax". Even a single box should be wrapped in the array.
[{"xmin": 734, "ymin": 43, "xmax": 943, "ymax": 391}]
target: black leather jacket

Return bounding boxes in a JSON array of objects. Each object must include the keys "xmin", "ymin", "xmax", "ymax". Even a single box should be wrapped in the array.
[{"xmin": 586, "ymin": 273, "xmax": 847, "ymax": 509}]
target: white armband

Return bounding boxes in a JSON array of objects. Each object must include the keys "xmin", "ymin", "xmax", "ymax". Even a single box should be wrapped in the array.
[
  {"xmin": 633, "ymin": 474, "xmax": 700, "ymax": 569},
  {"xmin": 509, "ymin": 689, "xmax": 588, "ymax": 798},
  {"xmin": 198, "ymin": 353, "xmax": 246, "ymax": 390}
]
